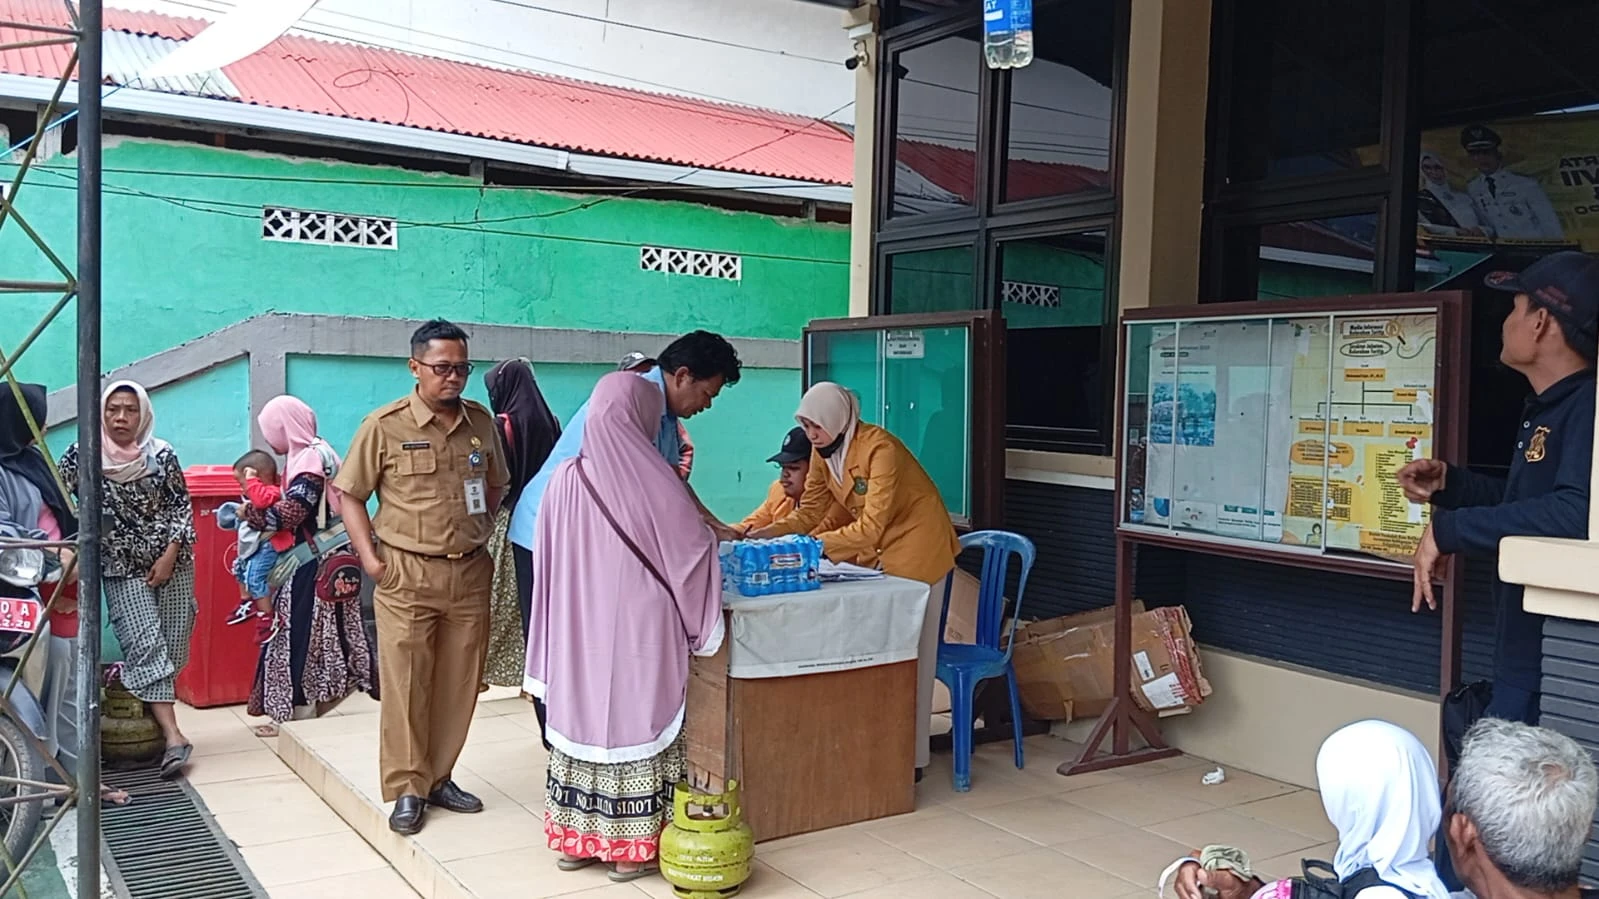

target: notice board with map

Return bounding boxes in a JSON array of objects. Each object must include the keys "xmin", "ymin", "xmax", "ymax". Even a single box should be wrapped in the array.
[{"xmin": 1119, "ymin": 294, "xmax": 1467, "ymax": 572}]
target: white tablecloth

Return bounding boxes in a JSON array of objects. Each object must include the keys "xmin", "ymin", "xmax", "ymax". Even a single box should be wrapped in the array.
[{"xmin": 723, "ymin": 576, "xmax": 930, "ymax": 679}]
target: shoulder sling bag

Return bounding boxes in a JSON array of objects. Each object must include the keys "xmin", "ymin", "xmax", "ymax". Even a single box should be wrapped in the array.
[{"xmin": 574, "ymin": 458, "xmax": 678, "ymax": 605}]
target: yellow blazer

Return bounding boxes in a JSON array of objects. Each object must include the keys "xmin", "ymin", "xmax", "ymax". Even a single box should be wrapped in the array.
[
  {"xmin": 768, "ymin": 423, "xmax": 959, "ymax": 584},
  {"xmin": 740, "ymin": 480, "xmax": 851, "ymax": 534}
]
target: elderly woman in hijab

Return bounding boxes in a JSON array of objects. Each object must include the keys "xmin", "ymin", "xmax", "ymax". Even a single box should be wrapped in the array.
[
  {"xmin": 1169, "ymin": 719, "xmax": 1452, "ymax": 899},
  {"xmin": 245, "ymin": 395, "xmax": 372, "ymax": 727},
  {"xmin": 526, "ymin": 373, "xmax": 723, "ymax": 883},
  {"xmin": 747, "ymin": 380, "xmax": 960, "ymax": 781},
  {"xmin": 0, "ymin": 384, "xmax": 131, "ymax": 805},
  {"xmin": 58, "ymin": 380, "xmax": 197, "ymax": 779},
  {"xmin": 482, "ymin": 358, "xmax": 561, "ymax": 690}
]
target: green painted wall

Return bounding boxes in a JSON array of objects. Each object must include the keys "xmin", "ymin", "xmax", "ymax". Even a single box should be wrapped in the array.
[
  {"xmin": 6, "ymin": 138, "xmax": 849, "ymax": 521},
  {"xmin": 286, "ymin": 356, "xmax": 796, "ymax": 518}
]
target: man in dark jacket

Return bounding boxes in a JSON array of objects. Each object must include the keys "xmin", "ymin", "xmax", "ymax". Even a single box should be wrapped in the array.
[{"xmin": 1400, "ymin": 251, "xmax": 1597, "ymax": 725}]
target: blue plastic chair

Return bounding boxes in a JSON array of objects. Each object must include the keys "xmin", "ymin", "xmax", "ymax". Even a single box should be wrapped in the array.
[{"xmin": 934, "ymin": 530, "xmax": 1036, "ymax": 792}]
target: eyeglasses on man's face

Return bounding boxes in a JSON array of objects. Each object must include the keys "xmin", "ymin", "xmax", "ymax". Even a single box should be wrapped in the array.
[{"xmin": 417, "ymin": 360, "xmax": 474, "ymax": 379}]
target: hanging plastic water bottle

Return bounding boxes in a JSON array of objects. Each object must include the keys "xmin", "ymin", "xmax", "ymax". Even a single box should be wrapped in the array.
[
  {"xmin": 982, "ymin": 0, "xmax": 1014, "ymax": 69},
  {"xmin": 1009, "ymin": 0, "xmax": 1033, "ymax": 68}
]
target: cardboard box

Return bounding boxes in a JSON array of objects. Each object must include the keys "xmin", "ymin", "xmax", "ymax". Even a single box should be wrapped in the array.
[
  {"xmin": 931, "ymin": 570, "xmax": 981, "ymax": 715},
  {"xmin": 933, "ymin": 569, "xmax": 1009, "ymax": 715},
  {"xmin": 942, "ymin": 568, "xmax": 981, "ymax": 645},
  {"xmin": 1008, "ymin": 601, "xmax": 1211, "ymax": 722}
]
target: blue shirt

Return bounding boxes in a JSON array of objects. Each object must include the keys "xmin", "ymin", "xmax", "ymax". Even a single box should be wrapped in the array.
[{"xmin": 508, "ymin": 366, "xmax": 681, "ymax": 550}]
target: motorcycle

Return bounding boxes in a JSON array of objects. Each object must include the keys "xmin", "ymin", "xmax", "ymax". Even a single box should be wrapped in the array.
[{"xmin": 0, "ymin": 542, "xmax": 70, "ymax": 862}]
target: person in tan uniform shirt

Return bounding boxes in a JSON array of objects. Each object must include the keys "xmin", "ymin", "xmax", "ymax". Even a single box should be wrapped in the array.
[
  {"xmin": 750, "ymin": 383, "xmax": 959, "ymax": 780},
  {"xmin": 335, "ymin": 319, "xmax": 510, "ymax": 836},
  {"xmin": 738, "ymin": 426, "xmax": 851, "ymax": 534}
]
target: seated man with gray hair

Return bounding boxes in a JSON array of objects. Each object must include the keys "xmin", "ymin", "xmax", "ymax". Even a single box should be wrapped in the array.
[
  {"xmin": 1446, "ymin": 718, "xmax": 1599, "ymax": 899},
  {"xmin": 1166, "ymin": 718, "xmax": 1597, "ymax": 899}
]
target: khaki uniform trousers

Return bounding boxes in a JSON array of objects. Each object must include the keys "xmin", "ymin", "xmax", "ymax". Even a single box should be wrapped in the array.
[
  {"xmin": 915, "ymin": 569, "xmax": 952, "ymax": 770},
  {"xmin": 374, "ymin": 546, "xmax": 494, "ymax": 802}
]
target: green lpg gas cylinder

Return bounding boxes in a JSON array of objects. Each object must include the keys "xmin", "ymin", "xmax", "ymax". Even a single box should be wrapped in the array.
[{"xmin": 658, "ymin": 780, "xmax": 754, "ymax": 899}]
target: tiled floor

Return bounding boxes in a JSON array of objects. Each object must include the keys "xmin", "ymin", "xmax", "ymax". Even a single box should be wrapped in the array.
[
  {"xmin": 174, "ymin": 695, "xmax": 423, "ymax": 898},
  {"xmin": 163, "ymin": 689, "xmax": 1346, "ymax": 899}
]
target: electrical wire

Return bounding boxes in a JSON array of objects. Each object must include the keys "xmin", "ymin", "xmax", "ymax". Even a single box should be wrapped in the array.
[
  {"xmin": 44, "ymin": 165, "xmax": 849, "ymax": 192},
  {"xmin": 16, "ymin": 170, "xmax": 851, "ymax": 265}
]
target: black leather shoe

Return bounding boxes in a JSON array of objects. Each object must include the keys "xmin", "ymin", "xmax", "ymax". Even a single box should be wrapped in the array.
[
  {"xmin": 389, "ymin": 796, "xmax": 425, "ymax": 834},
  {"xmin": 914, "ymin": 767, "xmax": 924, "ymax": 784},
  {"xmin": 427, "ymin": 779, "xmax": 484, "ymax": 814}
]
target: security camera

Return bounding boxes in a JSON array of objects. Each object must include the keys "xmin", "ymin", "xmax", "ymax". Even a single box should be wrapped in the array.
[{"xmin": 844, "ymin": 39, "xmax": 869, "ymax": 70}]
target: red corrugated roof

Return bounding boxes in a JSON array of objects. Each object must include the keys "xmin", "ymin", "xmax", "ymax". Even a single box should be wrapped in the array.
[
  {"xmin": 0, "ymin": 0, "xmax": 854, "ymax": 186},
  {"xmin": 894, "ymin": 138, "xmax": 1110, "ymax": 203}
]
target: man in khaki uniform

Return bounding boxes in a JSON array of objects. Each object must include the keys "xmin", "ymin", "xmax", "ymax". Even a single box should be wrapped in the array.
[{"xmin": 335, "ymin": 319, "xmax": 510, "ymax": 835}]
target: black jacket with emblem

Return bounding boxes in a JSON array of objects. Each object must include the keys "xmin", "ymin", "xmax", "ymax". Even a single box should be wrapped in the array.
[{"xmin": 1432, "ymin": 368, "xmax": 1595, "ymax": 698}]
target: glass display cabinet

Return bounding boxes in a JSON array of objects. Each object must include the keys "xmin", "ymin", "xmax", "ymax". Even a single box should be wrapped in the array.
[{"xmin": 802, "ymin": 310, "xmax": 1005, "ymax": 530}]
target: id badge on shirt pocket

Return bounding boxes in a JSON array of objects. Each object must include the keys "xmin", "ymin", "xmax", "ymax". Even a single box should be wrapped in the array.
[{"xmin": 464, "ymin": 477, "xmax": 488, "ymax": 516}]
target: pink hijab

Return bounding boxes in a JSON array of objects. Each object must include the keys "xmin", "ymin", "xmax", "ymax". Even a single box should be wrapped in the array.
[
  {"xmin": 100, "ymin": 380, "xmax": 168, "ymax": 483},
  {"xmin": 525, "ymin": 372, "xmax": 724, "ymax": 763},
  {"xmin": 257, "ymin": 396, "xmax": 343, "ymax": 516}
]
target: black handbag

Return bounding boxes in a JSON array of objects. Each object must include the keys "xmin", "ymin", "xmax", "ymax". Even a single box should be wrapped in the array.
[{"xmin": 1442, "ymin": 679, "xmax": 1493, "ymax": 770}]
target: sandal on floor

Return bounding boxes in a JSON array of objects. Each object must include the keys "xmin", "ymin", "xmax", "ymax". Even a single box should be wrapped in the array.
[
  {"xmin": 556, "ymin": 856, "xmax": 598, "ymax": 872},
  {"xmin": 159, "ymin": 743, "xmax": 192, "ymax": 780},
  {"xmin": 100, "ymin": 785, "xmax": 132, "ymax": 807},
  {"xmin": 252, "ymin": 724, "xmax": 279, "ymax": 738},
  {"xmin": 606, "ymin": 864, "xmax": 658, "ymax": 883}
]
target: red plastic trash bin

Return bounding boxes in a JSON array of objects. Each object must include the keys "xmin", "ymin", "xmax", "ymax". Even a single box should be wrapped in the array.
[{"xmin": 176, "ymin": 464, "xmax": 258, "ymax": 708}]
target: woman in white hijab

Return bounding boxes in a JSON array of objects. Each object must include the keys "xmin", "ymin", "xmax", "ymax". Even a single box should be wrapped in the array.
[
  {"xmin": 58, "ymin": 380, "xmax": 199, "ymax": 779},
  {"xmin": 1169, "ymin": 719, "xmax": 1452, "ymax": 899},
  {"xmin": 747, "ymin": 381, "xmax": 960, "ymax": 780},
  {"xmin": 1418, "ymin": 150, "xmax": 1484, "ymax": 238}
]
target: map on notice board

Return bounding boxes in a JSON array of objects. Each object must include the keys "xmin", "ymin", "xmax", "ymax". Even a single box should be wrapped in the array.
[
  {"xmin": 1141, "ymin": 320, "xmax": 1293, "ymax": 543},
  {"xmin": 1133, "ymin": 312, "xmax": 1437, "ymax": 562},
  {"xmin": 1281, "ymin": 314, "xmax": 1436, "ymax": 560}
]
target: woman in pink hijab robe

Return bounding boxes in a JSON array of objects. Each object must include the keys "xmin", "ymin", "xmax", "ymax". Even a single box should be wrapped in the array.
[
  {"xmin": 244, "ymin": 396, "xmax": 373, "ymax": 727},
  {"xmin": 526, "ymin": 372, "xmax": 724, "ymax": 882}
]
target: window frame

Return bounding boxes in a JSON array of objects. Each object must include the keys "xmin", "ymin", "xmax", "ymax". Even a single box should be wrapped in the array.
[
  {"xmin": 989, "ymin": 219, "xmax": 1119, "ymax": 453},
  {"xmin": 1201, "ymin": 0, "xmax": 1422, "ymax": 299},
  {"xmin": 871, "ymin": 0, "xmax": 1131, "ymax": 456}
]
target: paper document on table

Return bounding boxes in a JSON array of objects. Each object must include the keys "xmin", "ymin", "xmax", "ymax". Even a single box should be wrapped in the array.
[{"xmin": 818, "ymin": 560, "xmax": 885, "ymax": 581}]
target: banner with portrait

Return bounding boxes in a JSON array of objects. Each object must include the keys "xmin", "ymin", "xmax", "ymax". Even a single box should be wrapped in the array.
[{"xmin": 1413, "ymin": 112, "xmax": 1599, "ymax": 254}]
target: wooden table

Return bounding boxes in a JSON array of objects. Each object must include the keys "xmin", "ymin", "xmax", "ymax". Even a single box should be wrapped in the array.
[{"xmin": 685, "ymin": 576, "xmax": 929, "ymax": 842}]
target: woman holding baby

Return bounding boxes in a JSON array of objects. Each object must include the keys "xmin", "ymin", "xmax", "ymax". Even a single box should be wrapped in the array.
[{"xmin": 244, "ymin": 396, "xmax": 376, "ymax": 726}]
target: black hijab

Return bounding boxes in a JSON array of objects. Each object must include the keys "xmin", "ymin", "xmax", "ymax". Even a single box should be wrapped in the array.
[
  {"xmin": 0, "ymin": 383, "xmax": 77, "ymax": 536},
  {"xmin": 484, "ymin": 359, "xmax": 562, "ymax": 508}
]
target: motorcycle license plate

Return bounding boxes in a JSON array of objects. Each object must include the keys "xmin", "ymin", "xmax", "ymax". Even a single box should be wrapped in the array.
[{"xmin": 0, "ymin": 597, "xmax": 42, "ymax": 634}]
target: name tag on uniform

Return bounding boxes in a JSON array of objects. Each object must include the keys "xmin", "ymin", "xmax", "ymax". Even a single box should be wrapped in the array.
[{"xmin": 464, "ymin": 477, "xmax": 488, "ymax": 516}]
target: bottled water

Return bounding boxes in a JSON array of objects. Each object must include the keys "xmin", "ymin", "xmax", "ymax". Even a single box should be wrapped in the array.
[
  {"xmin": 1010, "ymin": 0, "xmax": 1033, "ymax": 68},
  {"xmin": 720, "ymin": 536, "xmax": 824, "ymax": 597},
  {"xmin": 982, "ymin": 0, "xmax": 1033, "ymax": 70},
  {"xmin": 982, "ymin": 0, "xmax": 1013, "ymax": 69}
]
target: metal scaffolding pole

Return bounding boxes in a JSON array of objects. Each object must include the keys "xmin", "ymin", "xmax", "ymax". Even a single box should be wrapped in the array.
[{"xmin": 74, "ymin": 0, "xmax": 103, "ymax": 892}]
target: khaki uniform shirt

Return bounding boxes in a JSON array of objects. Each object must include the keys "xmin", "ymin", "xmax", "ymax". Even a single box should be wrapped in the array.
[{"xmin": 334, "ymin": 391, "xmax": 510, "ymax": 557}]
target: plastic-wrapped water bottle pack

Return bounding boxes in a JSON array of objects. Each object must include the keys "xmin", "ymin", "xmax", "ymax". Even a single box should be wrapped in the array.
[{"xmin": 718, "ymin": 535, "xmax": 823, "ymax": 597}]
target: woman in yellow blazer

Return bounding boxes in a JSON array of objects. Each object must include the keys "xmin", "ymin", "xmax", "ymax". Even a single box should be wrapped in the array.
[{"xmin": 750, "ymin": 382, "xmax": 960, "ymax": 777}]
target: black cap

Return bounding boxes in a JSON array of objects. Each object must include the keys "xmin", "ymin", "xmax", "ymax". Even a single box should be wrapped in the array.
[
  {"xmin": 1485, "ymin": 251, "xmax": 1599, "ymax": 351},
  {"xmin": 768, "ymin": 427, "xmax": 810, "ymax": 465},
  {"xmin": 1460, "ymin": 124, "xmax": 1502, "ymax": 153}
]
